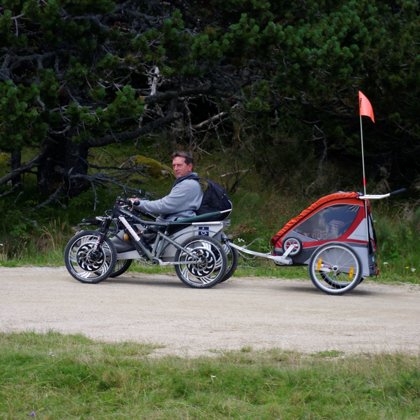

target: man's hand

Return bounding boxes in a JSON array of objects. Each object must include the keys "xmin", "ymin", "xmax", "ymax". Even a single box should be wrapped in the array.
[{"xmin": 129, "ymin": 198, "xmax": 140, "ymax": 206}]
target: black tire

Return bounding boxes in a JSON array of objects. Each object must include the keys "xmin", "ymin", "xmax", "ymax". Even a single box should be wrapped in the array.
[
  {"xmin": 175, "ymin": 236, "xmax": 227, "ymax": 288},
  {"xmin": 219, "ymin": 242, "xmax": 239, "ymax": 282},
  {"xmin": 64, "ymin": 230, "xmax": 117, "ymax": 284},
  {"xmin": 110, "ymin": 259, "xmax": 133, "ymax": 278},
  {"xmin": 309, "ymin": 242, "xmax": 362, "ymax": 295}
]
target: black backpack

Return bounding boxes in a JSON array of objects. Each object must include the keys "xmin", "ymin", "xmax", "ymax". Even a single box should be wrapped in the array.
[
  {"xmin": 196, "ymin": 178, "xmax": 232, "ymax": 215},
  {"xmin": 176, "ymin": 174, "xmax": 232, "ymax": 215}
]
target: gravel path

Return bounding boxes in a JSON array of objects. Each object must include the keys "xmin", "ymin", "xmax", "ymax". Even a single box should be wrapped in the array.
[{"xmin": 1, "ymin": 267, "xmax": 419, "ymax": 357}]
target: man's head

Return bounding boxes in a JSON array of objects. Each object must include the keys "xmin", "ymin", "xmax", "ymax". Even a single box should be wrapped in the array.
[{"xmin": 171, "ymin": 151, "xmax": 194, "ymax": 178}]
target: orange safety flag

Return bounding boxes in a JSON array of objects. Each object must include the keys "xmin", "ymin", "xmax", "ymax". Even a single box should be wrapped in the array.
[{"xmin": 358, "ymin": 90, "xmax": 375, "ymax": 123}]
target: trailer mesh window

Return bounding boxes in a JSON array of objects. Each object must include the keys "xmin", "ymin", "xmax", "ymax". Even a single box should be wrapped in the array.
[{"xmin": 294, "ymin": 204, "xmax": 359, "ymax": 240}]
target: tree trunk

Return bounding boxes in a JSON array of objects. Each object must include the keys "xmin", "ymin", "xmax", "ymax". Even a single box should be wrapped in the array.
[
  {"xmin": 11, "ymin": 149, "xmax": 22, "ymax": 187},
  {"xmin": 37, "ymin": 137, "xmax": 89, "ymax": 198}
]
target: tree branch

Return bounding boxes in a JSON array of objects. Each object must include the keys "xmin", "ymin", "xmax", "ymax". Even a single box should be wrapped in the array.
[
  {"xmin": 0, "ymin": 154, "xmax": 42, "ymax": 186},
  {"xmin": 34, "ymin": 185, "xmax": 66, "ymax": 210},
  {"xmin": 144, "ymin": 84, "xmax": 212, "ymax": 105},
  {"xmin": 87, "ymin": 110, "xmax": 182, "ymax": 147}
]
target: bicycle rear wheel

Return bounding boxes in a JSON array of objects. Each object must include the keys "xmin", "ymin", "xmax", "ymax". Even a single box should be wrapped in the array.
[
  {"xmin": 219, "ymin": 242, "xmax": 238, "ymax": 282},
  {"xmin": 309, "ymin": 243, "xmax": 362, "ymax": 295},
  {"xmin": 175, "ymin": 236, "xmax": 227, "ymax": 288}
]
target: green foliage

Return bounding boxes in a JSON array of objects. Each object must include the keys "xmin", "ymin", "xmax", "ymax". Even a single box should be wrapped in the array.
[
  {"xmin": 190, "ymin": 0, "xmax": 419, "ymax": 188},
  {"xmin": 0, "ymin": 332, "xmax": 419, "ymax": 418},
  {"xmin": 375, "ymin": 203, "xmax": 420, "ymax": 278},
  {"xmin": 1, "ymin": 0, "xmax": 419, "ymax": 201},
  {"xmin": 0, "ymin": 81, "xmax": 47, "ymax": 151}
]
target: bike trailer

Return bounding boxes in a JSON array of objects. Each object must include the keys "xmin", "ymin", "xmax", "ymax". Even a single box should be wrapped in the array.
[{"xmin": 271, "ymin": 192, "xmax": 378, "ymax": 275}]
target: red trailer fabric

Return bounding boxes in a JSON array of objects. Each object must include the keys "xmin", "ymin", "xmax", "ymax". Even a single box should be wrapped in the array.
[{"xmin": 271, "ymin": 192, "xmax": 360, "ymax": 245}]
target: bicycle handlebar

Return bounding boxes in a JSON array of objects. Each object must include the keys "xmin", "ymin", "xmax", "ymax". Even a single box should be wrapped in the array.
[
  {"xmin": 359, "ymin": 188, "xmax": 406, "ymax": 200},
  {"xmin": 116, "ymin": 196, "xmax": 141, "ymax": 206},
  {"xmin": 116, "ymin": 197, "xmax": 132, "ymax": 206},
  {"xmin": 114, "ymin": 196, "xmax": 157, "ymax": 221},
  {"xmin": 389, "ymin": 188, "xmax": 407, "ymax": 196}
]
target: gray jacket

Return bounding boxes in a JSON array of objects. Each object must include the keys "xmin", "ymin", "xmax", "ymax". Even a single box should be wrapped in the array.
[{"xmin": 137, "ymin": 172, "xmax": 203, "ymax": 221}]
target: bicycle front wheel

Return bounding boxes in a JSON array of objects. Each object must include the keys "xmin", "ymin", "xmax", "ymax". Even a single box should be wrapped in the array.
[{"xmin": 64, "ymin": 230, "xmax": 117, "ymax": 284}]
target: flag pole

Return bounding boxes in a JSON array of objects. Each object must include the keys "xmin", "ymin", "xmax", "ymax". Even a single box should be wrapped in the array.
[
  {"xmin": 358, "ymin": 92, "xmax": 371, "ymax": 251},
  {"xmin": 359, "ymin": 112, "xmax": 367, "ymax": 197}
]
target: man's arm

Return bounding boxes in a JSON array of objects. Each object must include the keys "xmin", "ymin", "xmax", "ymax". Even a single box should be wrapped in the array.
[{"xmin": 136, "ymin": 180, "xmax": 202, "ymax": 215}]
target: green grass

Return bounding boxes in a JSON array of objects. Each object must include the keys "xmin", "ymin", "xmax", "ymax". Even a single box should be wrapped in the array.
[{"xmin": 0, "ymin": 332, "xmax": 418, "ymax": 418}]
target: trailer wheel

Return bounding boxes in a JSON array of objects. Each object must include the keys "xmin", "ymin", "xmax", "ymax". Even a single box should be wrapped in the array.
[
  {"xmin": 175, "ymin": 236, "xmax": 227, "ymax": 288},
  {"xmin": 282, "ymin": 237, "xmax": 302, "ymax": 256},
  {"xmin": 309, "ymin": 243, "xmax": 362, "ymax": 295}
]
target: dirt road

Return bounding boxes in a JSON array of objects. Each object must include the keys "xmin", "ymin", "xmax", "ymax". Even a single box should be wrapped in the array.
[{"xmin": 1, "ymin": 267, "xmax": 419, "ymax": 357}]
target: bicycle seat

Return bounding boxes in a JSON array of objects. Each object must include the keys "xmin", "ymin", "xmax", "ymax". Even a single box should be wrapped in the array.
[
  {"xmin": 174, "ymin": 209, "xmax": 231, "ymax": 224},
  {"xmin": 162, "ymin": 210, "xmax": 231, "ymax": 236}
]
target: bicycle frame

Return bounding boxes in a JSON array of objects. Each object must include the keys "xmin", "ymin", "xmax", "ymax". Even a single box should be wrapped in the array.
[
  {"xmin": 96, "ymin": 200, "xmax": 227, "ymax": 266},
  {"xmin": 65, "ymin": 197, "xmax": 232, "ymax": 287}
]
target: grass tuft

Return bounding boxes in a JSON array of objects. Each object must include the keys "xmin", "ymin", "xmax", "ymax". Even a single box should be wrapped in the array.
[{"xmin": 0, "ymin": 332, "xmax": 418, "ymax": 418}]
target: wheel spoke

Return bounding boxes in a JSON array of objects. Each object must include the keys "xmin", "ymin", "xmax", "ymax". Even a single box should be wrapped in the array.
[
  {"xmin": 309, "ymin": 243, "xmax": 361, "ymax": 295},
  {"xmin": 64, "ymin": 231, "xmax": 116, "ymax": 284},
  {"xmin": 175, "ymin": 237, "xmax": 227, "ymax": 288}
]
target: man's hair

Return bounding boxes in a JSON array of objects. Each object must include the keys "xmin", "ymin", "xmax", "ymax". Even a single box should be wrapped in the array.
[{"xmin": 172, "ymin": 151, "xmax": 193, "ymax": 165}]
